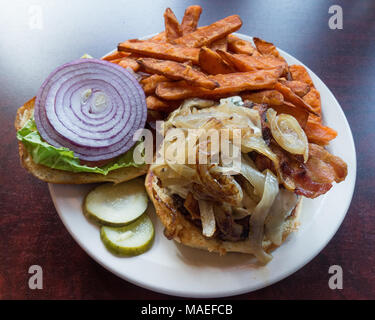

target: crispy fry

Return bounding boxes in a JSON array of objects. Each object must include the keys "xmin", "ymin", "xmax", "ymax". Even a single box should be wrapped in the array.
[
  {"xmin": 241, "ymin": 90, "xmax": 284, "ymax": 106},
  {"xmin": 227, "ymin": 34, "xmax": 259, "ymax": 56},
  {"xmin": 269, "ymin": 102, "xmax": 309, "ymax": 129},
  {"xmin": 302, "ymin": 87, "xmax": 321, "ymax": 116},
  {"xmin": 118, "ymin": 40, "xmax": 200, "ymax": 64},
  {"xmin": 117, "ymin": 57, "xmax": 140, "ymax": 72},
  {"xmin": 217, "ymin": 50, "xmax": 287, "ymax": 74},
  {"xmin": 305, "ymin": 117, "xmax": 337, "ymax": 145},
  {"xmin": 289, "ymin": 65, "xmax": 314, "ymax": 87},
  {"xmin": 181, "ymin": 5, "xmax": 202, "ymax": 35},
  {"xmin": 164, "ymin": 8, "xmax": 182, "ymax": 42},
  {"xmin": 280, "ymin": 80, "xmax": 310, "ymax": 97},
  {"xmin": 102, "ymin": 50, "xmax": 131, "ymax": 61},
  {"xmin": 274, "ymin": 81, "xmax": 318, "ymax": 116},
  {"xmin": 141, "ymin": 74, "xmax": 170, "ymax": 95},
  {"xmin": 156, "ymin": 69, "xmax": 280, "ymax": 100},
  {"xmin": 253, "ymin": 37, "xmax": 283, "ymax": 59},
  {"xmin": 108, "ymin": 58, "xmax": 123, "ymax": 64},
  {"xmin": 149, "ymin": 32, "xmax": 166, "ymax": 42},
  {"xmin": 174, "ymin": 15, "xmax": 242, "ymax": 48},
  {"xmin": 199, "ymin": 47, "xmax": 234, "ymax": 75},
  {"xmin": 146, "ymin": 95, "xmax": 181, "ymax": 112},
  {"xmin": 137, "ymin": 58, "xmax": 219, "ymax": 89},
  {"xmin": 209, "ymin": 36, "xmax": 228, "ymax": 51}
]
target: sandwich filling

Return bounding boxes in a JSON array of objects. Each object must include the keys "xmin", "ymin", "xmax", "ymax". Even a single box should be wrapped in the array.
[{"xmin": 150, "ymin": 97, "xmax": 347, "ymax": 263}]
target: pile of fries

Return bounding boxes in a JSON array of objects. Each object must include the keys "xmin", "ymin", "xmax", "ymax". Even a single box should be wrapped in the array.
[{"xmin": 103, "ymin": 5, "xmax": 337, "ymax": 146}]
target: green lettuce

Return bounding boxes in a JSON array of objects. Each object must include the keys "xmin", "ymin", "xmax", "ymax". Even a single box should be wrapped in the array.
[{"xmin": 16, "ymin": 118, "xmax": 144, "ymax": 175}]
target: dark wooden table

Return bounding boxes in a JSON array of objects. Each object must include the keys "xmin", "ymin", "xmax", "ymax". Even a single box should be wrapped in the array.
[{"xmin": 0, "ymin": 0, "xmax": 374, "ymax": 299}]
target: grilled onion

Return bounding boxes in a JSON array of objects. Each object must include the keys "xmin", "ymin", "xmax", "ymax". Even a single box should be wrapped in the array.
[
  {"xmin": 267, "ymin": 108, "xmax": 309, "ymax": 162},
  {"xmin": 249, "ymin": 170, "xmax": 279, "ymax": 264}
]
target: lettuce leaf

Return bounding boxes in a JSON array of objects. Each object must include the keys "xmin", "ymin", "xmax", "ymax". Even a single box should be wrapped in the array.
[{"xmin": 16, "ymin": 118, "xmax": 143, "ymax": 175}]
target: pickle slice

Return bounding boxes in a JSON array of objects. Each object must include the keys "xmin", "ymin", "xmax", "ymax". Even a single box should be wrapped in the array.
[
  {"xmin": 100, "ymin": 214, "xmax": 154, "ymax": 256},
  {"xmin": 83, "ymin": 178, "xmax": 149, "ymax": 227}
]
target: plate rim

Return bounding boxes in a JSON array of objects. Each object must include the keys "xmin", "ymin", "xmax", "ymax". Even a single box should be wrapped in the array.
[{"xmin": 48, "ymin": 32, "xmax": 357, "ymax": 298}]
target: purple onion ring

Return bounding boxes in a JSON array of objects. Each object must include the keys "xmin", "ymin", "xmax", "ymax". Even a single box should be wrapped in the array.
[{"xmin": 34, "ymin": 59, "xmax": 147, "ymax": 161}]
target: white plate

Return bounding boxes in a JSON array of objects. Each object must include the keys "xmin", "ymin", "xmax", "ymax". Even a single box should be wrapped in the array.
[{"xmin": 48, "ymin": 33, "xmax": 356, "ymax": 298}]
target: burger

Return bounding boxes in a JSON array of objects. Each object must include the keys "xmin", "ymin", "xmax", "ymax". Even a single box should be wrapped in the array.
[{"xmin": 145, "ymin": 97, "xmax": 347, "ymax": 264}]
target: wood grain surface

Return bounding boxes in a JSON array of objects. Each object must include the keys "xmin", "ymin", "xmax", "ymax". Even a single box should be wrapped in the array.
[{"xmin": 0, "ymin": 0, "xmax": 374, "ymax": 299}]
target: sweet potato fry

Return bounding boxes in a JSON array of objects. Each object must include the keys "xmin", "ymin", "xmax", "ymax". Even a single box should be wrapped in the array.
[
  {"xmin": 274, "ymin": 81, "xmax": 319, "ymax": 116},
  {"xmin": 253, "ymin": 37, "xmax": 284, "ymax": 59},
  {"xmin": 199, "ymin": 47, "xmax": 234, "ymax": 75},
  {"xmin": 118, "ymin": 40, "xmax": 200, "ymax": 64},
  {"xmin": 280, "ymin": 80, "xmax": 310, "ymax": 97},
  {"xmin": 102, "ymin": 50, "xmax": 131, "ymax": 61},
  {"xmin": 174, "ymin": 15, "xmax": 242, "ymax": 48},
  {"xmin": 108, "ymin": 58, "xmax": 123, "ymax": 64},
  {"xmin": 209, "ymin": 37, "xmax": 228, "ymax": 51},
  {"xmin": 117, "ymin": 57, "xmax": 140, "ymax": 72},
  {"xmin": 302, "ymin": 87, "xmax": 321, "ymax": 116},
  {"xmin": 181, "ymin": 5, "xmax": 202, "ymax": 35},
  {"xmin": 227, "ymin": 34, "xmax": 259, "ymax": 56},
  {"xmin": 164, "ymin": 8, "xmax": 182, "ymax": 42},
  {"xmin": 217, "ymin": 50, "xmax": 287, "ymax": 74},
  {"xmin": 149, "ymin": 32, "xmax": 166, "ymax": 42},
  {"xmin": 305, "ymin": 117, "xmax": 337, "ymax": 145},
  {"xmin": 141, "ymin": 74, "xmax": 170, "ymax": 95},
  {"xmin": 269, "ymin": 102, "xmax": 309, "ymax": 129},
  {"xmin": 156, "ymin": 69, "xmax": 280, "ymax": 100},
  {"xmin": 146, "ymin": 95, "xmax": 181, "ymax": 112},
  {"xmin": 289, "ymin": 65, "xmax": 314, "ymax": 87},
  {"xmin": 137, "ymin": 58, "xmax": 219, "ymax": 89},
  {"xmin": 241, "ymin": 90, "xmax": 284, "ymax": 106}
]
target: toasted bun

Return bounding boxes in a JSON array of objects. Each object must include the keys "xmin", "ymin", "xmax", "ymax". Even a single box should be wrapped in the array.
[
  {"xmin": 15, "ymin": 97, "xmax": 148, "ymax": 184},
  {"xmin": 145, "ymin": 170, "xmax": 302, "ymax": 255}
]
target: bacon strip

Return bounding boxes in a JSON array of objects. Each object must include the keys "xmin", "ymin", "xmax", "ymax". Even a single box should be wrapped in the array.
[
  {"xmin": 269, "ymin": 142, "xmax": 347, "ymax": 198},
  {"xmin": 306, "ymin": 143, "xmax": 347, "ymax": 183}
]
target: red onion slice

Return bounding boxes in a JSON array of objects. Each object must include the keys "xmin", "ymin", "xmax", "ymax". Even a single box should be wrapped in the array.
[{"xmin": 34, "ymin": 59, "xmax": 147, "ymax": 161}]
